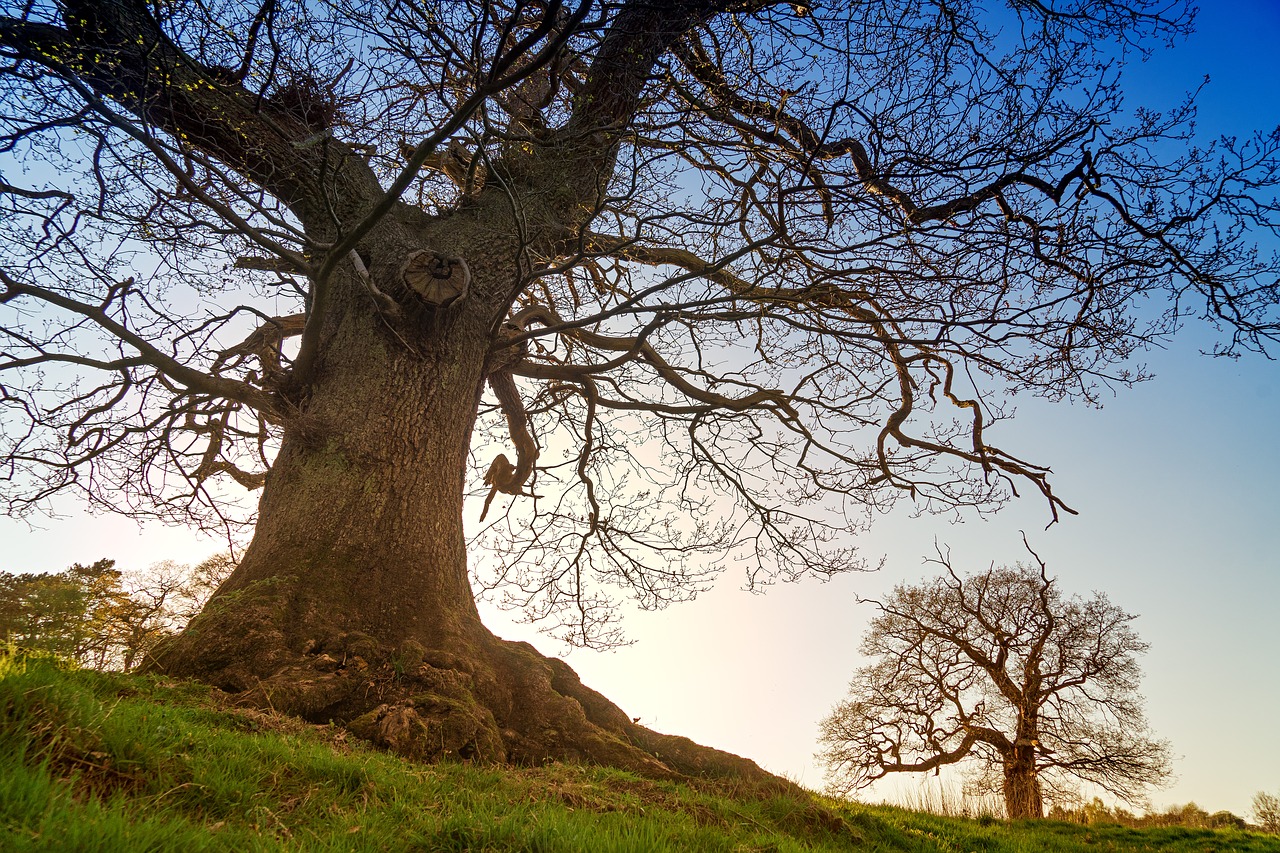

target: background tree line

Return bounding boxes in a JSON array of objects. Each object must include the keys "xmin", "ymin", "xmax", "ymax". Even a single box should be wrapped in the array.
[
  {"xmin": 1050, "ymin": 798, "xmax": 1249, "ymax": 831},
  {"xmin": 7, "ymin": 546, "xmax": 1279, "ymax": 831},
  {"xmin": 0, "ymin": 555, "xmax": 234, "ymax": 671}
]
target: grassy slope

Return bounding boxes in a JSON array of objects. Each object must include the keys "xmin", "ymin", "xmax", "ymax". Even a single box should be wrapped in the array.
[{"xmin": 2, "ymin": 653, "xmax": 1277, "ymax": 853}]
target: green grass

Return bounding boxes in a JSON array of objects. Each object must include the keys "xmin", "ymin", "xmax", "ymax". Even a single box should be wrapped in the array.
[{"xmin": 2, "ymin": 651, "xmax": 1278, "ymax": 852}]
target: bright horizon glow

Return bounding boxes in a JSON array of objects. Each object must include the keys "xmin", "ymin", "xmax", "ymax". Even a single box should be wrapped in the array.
[{"xmin": 3, "ymin": 0, "xmax": 1278, "ymax": 820}]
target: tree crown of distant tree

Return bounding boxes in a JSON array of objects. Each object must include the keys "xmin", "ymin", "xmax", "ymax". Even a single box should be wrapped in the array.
[
  {"xmin": 1254, "ymin": 791, "xmax": 1280, "ymax": 834},
  {"xmin": 818, "ymin": 546, "xmax": 1172, "ymax": 819}
]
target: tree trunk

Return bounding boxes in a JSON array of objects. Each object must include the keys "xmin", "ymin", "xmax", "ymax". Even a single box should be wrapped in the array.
[
  {"xmin": 147, "ymin": 237, "xmax": 782, "ymax": 788},
  {"xmin": 1002, "ymin": 747, "xmax": 1044, "ymax": 819}
]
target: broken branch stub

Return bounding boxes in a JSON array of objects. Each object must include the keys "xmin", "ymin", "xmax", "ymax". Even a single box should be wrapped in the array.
[{"xmin": 400, "ymin": 250, "xmax": 471, "ymax": 308}]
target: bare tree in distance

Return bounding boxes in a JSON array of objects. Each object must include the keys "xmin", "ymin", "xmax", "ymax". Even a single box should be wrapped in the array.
[
  {"xmin": 110, "ymin": 553, "xmax": 237, "ymax": 670},
  {"xmin": 1, "ymin": 0, "xmax": 1276, "ymax": 778},
  {"xmin": 1254, "ymin": 791, "xmax": 1280, "ymax": 834},
  {"xmin": 818, "ymin": 544, "xmax": 1172, "ymax": 819}
]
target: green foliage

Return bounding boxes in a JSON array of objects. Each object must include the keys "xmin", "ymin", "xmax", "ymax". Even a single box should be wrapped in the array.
[
  {"xmin": 0, "ymin": 560, "xmax": 127, "ymax": 667},
  {"xmin": 2, "ymin": 652, "xmax": 1278, "ymax": 852},
  {"xmin": 1049, "ymin": 797, "xmax": 1253, "ymax": 830},
  {"xmin": 0, "ymin": 555, "xmax": 235, "ymax": 672}
]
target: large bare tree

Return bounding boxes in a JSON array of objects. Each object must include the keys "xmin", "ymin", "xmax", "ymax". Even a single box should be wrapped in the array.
[
  {"xmin": 817, "ymin": 548, "xmax": 1172, "ymax": 819},
  {"xmin": 1, "ymin": 0, "xmax": 1276, "ymax": 777}
]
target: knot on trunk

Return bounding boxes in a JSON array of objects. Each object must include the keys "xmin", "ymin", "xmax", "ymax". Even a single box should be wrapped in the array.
[{"xmin": 400, "ymin": 250, "xmax": 471, "ymax": 308}]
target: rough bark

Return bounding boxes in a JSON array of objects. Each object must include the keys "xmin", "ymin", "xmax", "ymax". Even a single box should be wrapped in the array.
[
  {"xmin": 4, "ymin": 0, "xmax": 837, "ymax": 792},
  {"xmin": 147, "ymin": 220, "xmax": 786, "ymax": 788},
  {"xmin": 1002, "ymin": 746, "xmax": 1044, "ymax": 820}
]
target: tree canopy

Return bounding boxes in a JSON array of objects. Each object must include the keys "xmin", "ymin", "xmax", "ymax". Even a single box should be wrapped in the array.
[
  {"xmin": 818, "ymin": 548, "xmax": 1172, "ymax": 818},
  {"xmin": 3, "ymin": 1, "xmax": 1277, "ymax": 644},
  {"xmin": 0, "ymin": 559, "xmax": 124, "ymax": 668},
  {"xmin": 0, "ymin": 0, "xmax": 1277, "ymax": 779}
]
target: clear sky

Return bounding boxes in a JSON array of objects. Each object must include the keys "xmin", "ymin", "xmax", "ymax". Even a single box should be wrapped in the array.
[{"xmin": 3, "ymin": 0, "xmax": 1278, "ymax": 819}]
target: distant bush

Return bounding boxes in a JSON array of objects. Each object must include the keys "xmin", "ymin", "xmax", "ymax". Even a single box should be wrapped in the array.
[{"xmin": 1048, "ymin": 798, "xmax": 1251, "ymax": 831}]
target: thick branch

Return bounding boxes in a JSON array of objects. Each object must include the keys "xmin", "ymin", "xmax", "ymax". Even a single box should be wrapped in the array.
[
  {"xmin": 3, "ymin": 3, "xmax": 378, "ymax": 216},
  {"xmin": 563, "ymin": 0, "xmax": 786, "ymax": 187},
  {"xmin": 482, "ymin": 368, "xmax": 540, "ymax": 509}
]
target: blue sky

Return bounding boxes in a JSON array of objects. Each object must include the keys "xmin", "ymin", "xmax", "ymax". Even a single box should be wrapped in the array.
[{"xmin": 4, "ymin": 0, "xmax": 1279, "ymax": 818}]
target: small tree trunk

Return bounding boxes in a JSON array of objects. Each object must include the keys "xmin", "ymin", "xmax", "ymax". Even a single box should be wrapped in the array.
[{"xmin": 1002, "ymin": 747, "xmax": 1044, "ymax": 819}]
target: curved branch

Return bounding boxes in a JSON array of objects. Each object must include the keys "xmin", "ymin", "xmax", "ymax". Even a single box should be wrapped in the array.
[
  {"xmin": 866, "ymin": 730, "xmax": 985, "ymax": 782},
  {"xmin": 511, "ymin": 303, "xmax": 794, "ymax": 415},
  {"xmin": 480, "ymin": 368, "xmax": 540, "ymax": 521},
  {"xmin": 672, "ymin": 32, "xmax": 1098, "ymax": 226}
]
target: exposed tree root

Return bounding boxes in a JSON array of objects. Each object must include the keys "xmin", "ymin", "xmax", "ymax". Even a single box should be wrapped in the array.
[{"xmin": 148, "ymin": 590, "xmax": 790, "ymax": 792}]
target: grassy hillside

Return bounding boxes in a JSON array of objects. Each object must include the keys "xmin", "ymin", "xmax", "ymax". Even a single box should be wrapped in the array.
[{"xmin": 2, "ymin": 652, "xmax": 1277, "ymax": 852}]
